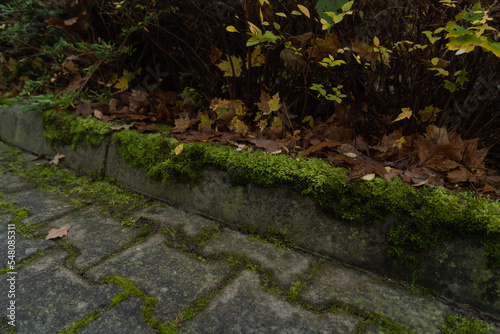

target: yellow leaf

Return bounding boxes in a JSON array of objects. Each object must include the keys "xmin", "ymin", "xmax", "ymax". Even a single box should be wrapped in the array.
[
  {"xmin": 361, "ymin": 173, "xmax": 375, "ymax": 181},
  {"xmin": 275, "ymin": 12, "xmax": 287, "ymax": 18},
  {"xmin": 174, "ymin": 144, "xmax": 184, "ymax": 155},
  {"xmin": 247, "ymin": 48, "xmax": 266, "ymax": 68},
  {"xmin": 393, "ymin": 108, "xmax": 413, "ymax": 123},
  {"xmin": 248, "ymin": 21, "xmax": 260, "ymax": 36},
  {"xmin": 393, "ymin": 137, "xmax": 406, "ymax": 149},
  {"xmin": 216, "ymin": 55, "xmax": 243, "ymax": 77},
  {"xmin": 229, "ymin": 116, "xmax": 249, "ymax": 136},
  {"xmin": 114, "ymin": 77, "xmax": 129, "ymax": 92},
  {"xmin": 297, "ymin": 4, "xmax": 310, "ymax": 18},
  {"xmin": 373, "ymin": 36, "xmax": 380, "ymax": 46},
  {"xmin": 257, "ymin": 118, "xmax": 268, "ymax": 131},
  {"xmin": 226, "ymin": 25, "xmax": 238, "ymax": 33},
  {"xmin": 268, "ymin": 93, "xmax": 281, "ymax": 112}
]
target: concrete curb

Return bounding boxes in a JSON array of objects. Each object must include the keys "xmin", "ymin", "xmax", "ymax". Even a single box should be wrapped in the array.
[{"xmin": 1, "ymin": 105, "xmax": 499, "ymax": 318}]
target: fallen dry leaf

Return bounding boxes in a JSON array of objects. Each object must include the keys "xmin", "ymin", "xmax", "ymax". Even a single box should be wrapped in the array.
[
  {"xmin": 174, "ymin": 144, "xmax": 184, "ymax": 155},
  {"xmin": 32, "ymin": 154, "xmax": 44, "ymax": 161},
  {"xmin": 50, "ymin": 153, "xmax": 65, "ymax": 165},
  {"xmin": 250, "ymin": 139, "xmax": 283, "ymax": 153},
  {"xmin": 304, "ymin": 140, "xmax": 341, "ymax": 157},
  {"xmin": 46, "ymin": 226, "xmax": 69, "ymax": 240},
  {"xmin": 108, "ymin": 124, "xmax": 134, "ymax": 131}
]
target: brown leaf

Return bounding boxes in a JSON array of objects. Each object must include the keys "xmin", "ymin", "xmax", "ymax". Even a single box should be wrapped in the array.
[
  {"xmin": 250, "ymin": 139, "xmax": 283, "ymax": 153},
  {"xmin": 256, "ymin": 91, "xmax": 271, "ymax": 115},
  {"xmin": 171, "ymin": 116, "xmax": 191, "ymax": 133},
  {"xmin": 50, "ymin": 153, "xmax": 65, "ymax": 165},
  {"xmin": 74, "ymin": 102, "xmax": 93, "ymax": 118},
  {"xmin": 135, "ymin": 123, "xmax": 156, "ymax": 133},
  {"xmin": 108, "ymin": 124, "xmax": 134, "ymax": 131},
  {"xmin": 32, "ymin": 154, "xmax": 44, "ymax": 161},
  {"xmin": 425, "ymin": 159, "xmax": 461, "ymax": 172},
  {"xmin": 446, "ymin": 167, "xmax": 469, "ymax": 183},
  {"xmin": 46, "ymin": 226, "xmax": 69, "ymax": 240},
  {"xmin": 129, "ymin": 89, "xmax": 150, "ymax": 110},
  {"xmin": 304, "ymin": 140, "xmax": 341, "ymax": 157}
]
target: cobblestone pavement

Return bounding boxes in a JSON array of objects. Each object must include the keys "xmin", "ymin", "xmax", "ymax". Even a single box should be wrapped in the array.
[{"xmin": 0, "ymin": 141, "xmax": 499, "ymax": 334}]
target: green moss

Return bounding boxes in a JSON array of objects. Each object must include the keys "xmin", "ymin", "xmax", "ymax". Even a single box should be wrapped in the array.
[
  {"xmin": 442, "ymin": 315, "xmax": 494, "ymax": 334},
  {"xmin": 59, "ymin": 310, "xmax": 101, "ymax": 334},
  {"xmin": 112, "ymin": 130, "xmax": 500, "ymax": 268},
  {"xmin": 105, "ymin": 276, "xmax": 147, "ymax": 306},
  {"xmin": 11, "ymin": 108, "xmax": 500, "ymax": 268},
  {"xmin": 41, "ymin": 109, "xmax": 111, "ymax": 149}
]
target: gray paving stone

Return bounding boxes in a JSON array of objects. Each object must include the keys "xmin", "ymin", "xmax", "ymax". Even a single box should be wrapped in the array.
[
  {"xmin": 0, "ymin": 174, "xmax": 34, "ymax": 194},
  {"xmin": 0, "ymin": 251, "xmax": 120, "ymax": 334},
  {"xmin": 40, "ymin": 208, "xmax": 147, "ymax": 271},
  {"xmin": 133, "ymin": 206, "xmax": 218, "ymax": 238},
  {"xmin": 0, "ymin": 215, "xmax": 53, "ymax": 268},
  {"xmin": 85, "ymin": 234, "xmax": 230, "ymax": 323},
  {"xmin": 80, "ymin": 296, "xmax": 156, "ymax": 334},
  {"xmin": 6, "ymin": 190, "xmax": 76, "ymax": 226},
  {"xmin": 183, "ymin": 270, "xmax": 359, "ymax": 333},
  {"xmin": 201, "ymin": 228, "xmax": 314, "ymax": 289},
  {"xmin": 298, "ymin": 261, "xmax": 451, "ymax": 334}
]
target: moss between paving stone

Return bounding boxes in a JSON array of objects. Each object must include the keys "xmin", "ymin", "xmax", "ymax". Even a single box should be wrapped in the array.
[
  {"xmin": 442, "ymin": 315, "xmax": 494, "ymax": 334},
  {"xmin": 0, "ymin": 145, "xmax": 152, "ymax": 223},
  {"xmin": 34, "ymin": 108, "xmax": 500, "ymax": 268},
  {"xmin": 59, "ymin": 310, "xmax": 101, "ymax": 334}
]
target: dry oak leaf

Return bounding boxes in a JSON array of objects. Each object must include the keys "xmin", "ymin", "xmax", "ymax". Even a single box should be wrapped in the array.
[
  {"xmin": 46, "ymin": 226, "xmax": 69, "ymax": 240},
  {"xmin": 50, "ymin": 153, "xmax": 65, "ymax": 165}
]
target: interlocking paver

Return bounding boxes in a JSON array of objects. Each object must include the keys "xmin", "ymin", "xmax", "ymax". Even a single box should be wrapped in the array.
[
  {"xmin": 80, "ymin": 296, "xmax": 157, "ymax": 334},
  {"xmin": 0, "ymin": 251, "xmax": 120, "ymax": 333},
  {"xmin": 183, "ymin": 270, "xmax": 360, "ymax": 333},
  {"xmin": 299, "ymin": 260, "xmax": 452, "ymax": 334},
  {"xmin": 85, "ymin": 234, "xmax": 230, "ymax": 323},
  {"xmin": 133, "ymin": 206, "xmax": 218, "ymax": 238},
  {"xmin": 6, "ymin": 190, "xmax": 76, "ymax": 226},
  {"xmin": 42, "ymin": 208, "xmax": 147, "ymax": 271},
  {"xmin": 201, "ymin": 228, "xmax": 315, "ymax": 289}
]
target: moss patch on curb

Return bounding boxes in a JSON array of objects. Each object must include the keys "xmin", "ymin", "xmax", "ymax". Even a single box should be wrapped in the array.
[
  {"xmin": 113, "ymin": 130, "xmax": 500, "ymax": 268},
  {"xmin": 42, "ymin": 109, "xmax": 111, "ymax": 149},
  {"xmin": 33, "ymin": 109, "xmax": 500, "ymax": 268}
]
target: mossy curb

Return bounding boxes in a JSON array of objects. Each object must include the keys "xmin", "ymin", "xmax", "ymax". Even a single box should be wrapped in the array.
[{"xmin": 39, "ymin": 108, "xmax": 500, "ymax": 269}]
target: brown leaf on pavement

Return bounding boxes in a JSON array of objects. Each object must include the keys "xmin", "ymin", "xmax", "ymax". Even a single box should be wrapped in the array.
[
  {"xmin": 46, "ymin": 226, "xmax": 69, "ymax": 240},
  {"xmin": 49, "ymin": 153, "xmax": 65, "ymax": 165}
]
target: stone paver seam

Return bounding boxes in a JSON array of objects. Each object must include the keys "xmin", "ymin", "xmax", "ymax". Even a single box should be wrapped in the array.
[
  {"xmin": 162, "ymin": 266, "xmax": 243, "ymax": 332},
  {"xmin": 79, "ymin": 228, "xmax": 154, "ymax": 273}
]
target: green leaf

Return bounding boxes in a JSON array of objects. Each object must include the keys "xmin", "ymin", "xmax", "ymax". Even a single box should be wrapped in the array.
[
  {"xmin": 341, "ymin": 1, "xmax": 354, "ymax": 12},
  {"xmin": 246, "ymin": 37, "xmax": 260, "ymax": 47},
  {"xmin": 444, "ymin": 80, "xmax": 456, "ymax": 92}
]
